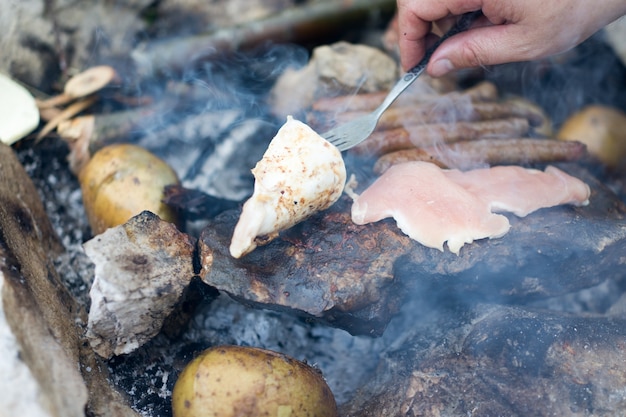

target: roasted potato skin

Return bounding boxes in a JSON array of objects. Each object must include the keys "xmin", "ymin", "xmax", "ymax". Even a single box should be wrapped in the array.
[
  {"xmin": 172, "ymin": 345, "xmax": 338, "ymax": 417},
  {"xmin": 557, "ymin": 105, "xmax": 626, "ymax": 169},
  {"xmin": 78, "ymin": 143, "xmax": 179, "ymax": 235}
]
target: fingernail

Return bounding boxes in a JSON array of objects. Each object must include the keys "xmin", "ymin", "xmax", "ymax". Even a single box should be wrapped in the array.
[{"xmin": 430, "ymin": 59, "xmax": 454, "ymax": 77}]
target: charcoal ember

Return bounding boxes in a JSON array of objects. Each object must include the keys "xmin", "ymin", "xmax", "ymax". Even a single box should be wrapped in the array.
[
  {"xmin": 341, "ymin": 304, "xmax": 626, "ymax": 416},
  {"xmin": 198, "ymin": 196, "xmax": 411, "ymax": 336},
  {"xmin": 85, "ymin": 211, "xmax": 196, "ymax": 358},
  {"xmin": 399, "ymin": 164, "xmax": 626, "ymax": 301}
]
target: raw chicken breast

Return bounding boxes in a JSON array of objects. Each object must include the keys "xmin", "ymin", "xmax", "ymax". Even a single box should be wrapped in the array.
[
  {"xmin": 444, "ymin": 165, "xmax": 590, "ymax": 216},
  {"xmin": 352, "ymin": 162, "xmax": 511, "ymax": 254},
  {"xmin": 230, "ymin": 116, "xmax": 346, "ymax": 258},
  {"xmin": 351, "ymin": 161, "xmax": 591, "ymax": 254}
]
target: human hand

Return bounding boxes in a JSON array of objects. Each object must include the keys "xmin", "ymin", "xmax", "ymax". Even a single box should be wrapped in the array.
[{"xmin": 397, "ymin": 0, "xmax": 626, "ymax": 76}]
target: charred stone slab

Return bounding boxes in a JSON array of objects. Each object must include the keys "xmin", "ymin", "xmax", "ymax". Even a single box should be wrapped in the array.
[
  {"xmin": 341, "ymin": 304, "xmax": 626, "ymax": 416},
  {"xmin": 198, "ymin": 164, "xmax": 626, "ymax": 336},
  {"xmin": 198, "ymin": 200, "xmax": 411, "ymax": 336}
]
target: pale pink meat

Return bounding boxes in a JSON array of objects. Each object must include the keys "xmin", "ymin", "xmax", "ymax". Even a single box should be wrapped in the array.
[
  {"xmin": 351, "ymin": 162, "xmax": 511, "ymax": 254},
  {"xmin": 351, "ymin": 162, "xmax": 591, "ymax": 254},
  {"xmin": 444, "ymin": 165, "xmax": 591, "ymax": 216}
]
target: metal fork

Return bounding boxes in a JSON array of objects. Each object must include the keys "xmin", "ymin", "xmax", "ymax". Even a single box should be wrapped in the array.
[{"xmin": 321, "ymin": 10, "xmax": 482, "ymax": 151}]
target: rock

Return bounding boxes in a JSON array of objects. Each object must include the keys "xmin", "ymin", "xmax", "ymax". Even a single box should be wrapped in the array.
[
  {"xmin": 85, "ymin": 211, "xmax": 196, "ymax": 358},
  {"xmin": 341, "ymin": 304, "xmax": 626, "ymax": 416},
  {"xmin": 269, "ymin": 41, "xmax": 398, "ymax": 118},
  {"xmin": 198, "ymin": 198, "xmax": 409, "ymax": 336},
  {"xmin": 1, "ymin": 0, "xmax": 147, "ymax": 90},
  {"xmin": 197, "ymin": 163, "xmax": 626, "ymax": 336}
]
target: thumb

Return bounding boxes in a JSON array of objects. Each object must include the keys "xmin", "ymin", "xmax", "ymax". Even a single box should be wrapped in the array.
[{"xmin": 426, "ymin": 25, "xmax": 538, "ymax": 76}]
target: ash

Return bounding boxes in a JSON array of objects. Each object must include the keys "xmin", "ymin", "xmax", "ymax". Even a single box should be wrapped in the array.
[
  {"xmin": 16, "ymin": 141, "xmax": 95, "ymax": 307},
  {"xmin": 108, "ymin": 294, "xmax": 395, "ymax": 416}
]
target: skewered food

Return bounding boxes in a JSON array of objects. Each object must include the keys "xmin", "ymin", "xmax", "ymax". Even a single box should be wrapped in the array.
[{"xmin": 229, "ymin": 116, "xmax": 346, "ymax": 258}]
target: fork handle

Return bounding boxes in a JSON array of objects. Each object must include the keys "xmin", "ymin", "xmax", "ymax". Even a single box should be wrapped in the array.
[{"xmin": 376, "ymin": 10, "xmax": 482, "ymax": 116}]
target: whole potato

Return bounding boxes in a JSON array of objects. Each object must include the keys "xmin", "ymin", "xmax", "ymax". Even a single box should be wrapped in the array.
[
  {"xmin": 172, "ymin": 345, "xmax": 338, "ymax": 417},
  {"xmin": 557, "ymin": 105, "xmax": 626, "ymax": 169},
  {"xmin": 78, "ymin": 143, "xmax": 179, "ymax": 235}
]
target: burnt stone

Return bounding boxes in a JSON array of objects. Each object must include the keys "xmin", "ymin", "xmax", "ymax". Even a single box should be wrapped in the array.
[
  {"xmin": 198, "ymin": 199, "xmax": 409, "ymax": 336},
  {"xmin": 198, "ymin": 163, "xmax": 626, "ymax": 336},
  {"xmin": 341, "ymin": 304, "xmax": 626, "ymax": 417}
]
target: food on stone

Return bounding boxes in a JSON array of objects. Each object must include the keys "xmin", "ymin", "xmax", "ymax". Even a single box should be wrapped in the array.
[
  {"xmin": 78, "ymin": 143, "xmax": 180, "ymax": 235},
  {"xmin": 351, "ymin": 162, "xmax": 590, "ymax": 254},
  {"xmin": 444, "ymin": 165, "xmax": 590, "ymax": 216},
  {"xmin": 557, "ymin": 105, "xmax": 626, "ymax": 169},
  {"xmin": 352, "ymin": 118, "xmax": 531, "ymax": 157},
  {"xmin": 352, "ymin": 162, "xmax": 510, "ymax": 254},
  {"xmin": 229, "ymin": 115, "xmax": 346, "ymax": 258},
  {"xmin": 172, "ymin": 345, "xmax": 338, "ymax": 417}
]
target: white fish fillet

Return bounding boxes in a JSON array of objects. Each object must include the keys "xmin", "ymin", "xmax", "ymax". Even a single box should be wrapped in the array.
[
  {"xmin": 444, "ymin": 165, "xmax": 590, "ymax": 216},
  {"xmin": 352, "ymin": 162, "xmax": 511, "ymax": 254},
  {"xmin": 351, "ymin": 162, "xmax": 591, "ymax": 254},
  {"xmin": 230, "ymin": 116, "xmax": 346, "ymax": 258}
]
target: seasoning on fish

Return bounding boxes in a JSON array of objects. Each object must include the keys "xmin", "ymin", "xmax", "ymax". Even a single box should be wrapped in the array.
[
  {"xmin": 351, "ymin": 161, "xmax": 590, "ymax": 254},
  {"xmin": 230, "ymin": 116, "xmax": 346, "ymax": 258}
]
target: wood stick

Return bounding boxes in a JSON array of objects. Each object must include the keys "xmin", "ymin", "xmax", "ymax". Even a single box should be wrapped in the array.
[
  {"xmin": 351, "ymin": 117, "xmax": 531, "ymax": 156},
  {"xmin": 374, "ymin": 138, "xmax": 587, "ymax": 173},
  {"xmin": 0, "ymin": 142, "xmax": 140, "ymax": 417},
  {"xmin": 311, "ymin": 80, "xmax": 499, "ymax": 113},
  {"xmin": 131, "ymin": 0, "xmax": 396, "ymax": 77}
]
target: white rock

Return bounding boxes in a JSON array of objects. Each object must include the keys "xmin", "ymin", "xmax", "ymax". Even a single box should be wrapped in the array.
[{"xmin": 84, "ymin": 212, "xmax": 195, "ymax": 358}]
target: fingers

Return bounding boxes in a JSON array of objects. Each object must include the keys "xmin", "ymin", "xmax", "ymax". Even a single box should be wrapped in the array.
[
  {"xmin": 426, "ymin": 24, "xmax": 549, "ymax": 77},
  {"xmin": 396, "ymin": 3, "xmax": 430, "ymax": 71},
  {"xmin": 397, "ymin": 0, "xmax": 626, "ymax": 77},
  {"xmin": 396, "ymin": 0, "xmax": 487, "ymax": 71}
]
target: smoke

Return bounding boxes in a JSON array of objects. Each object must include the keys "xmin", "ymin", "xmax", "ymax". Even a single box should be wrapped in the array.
[{"xmin": 485, "ymin": 32, "xmax": 626, "ymax": 128}]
